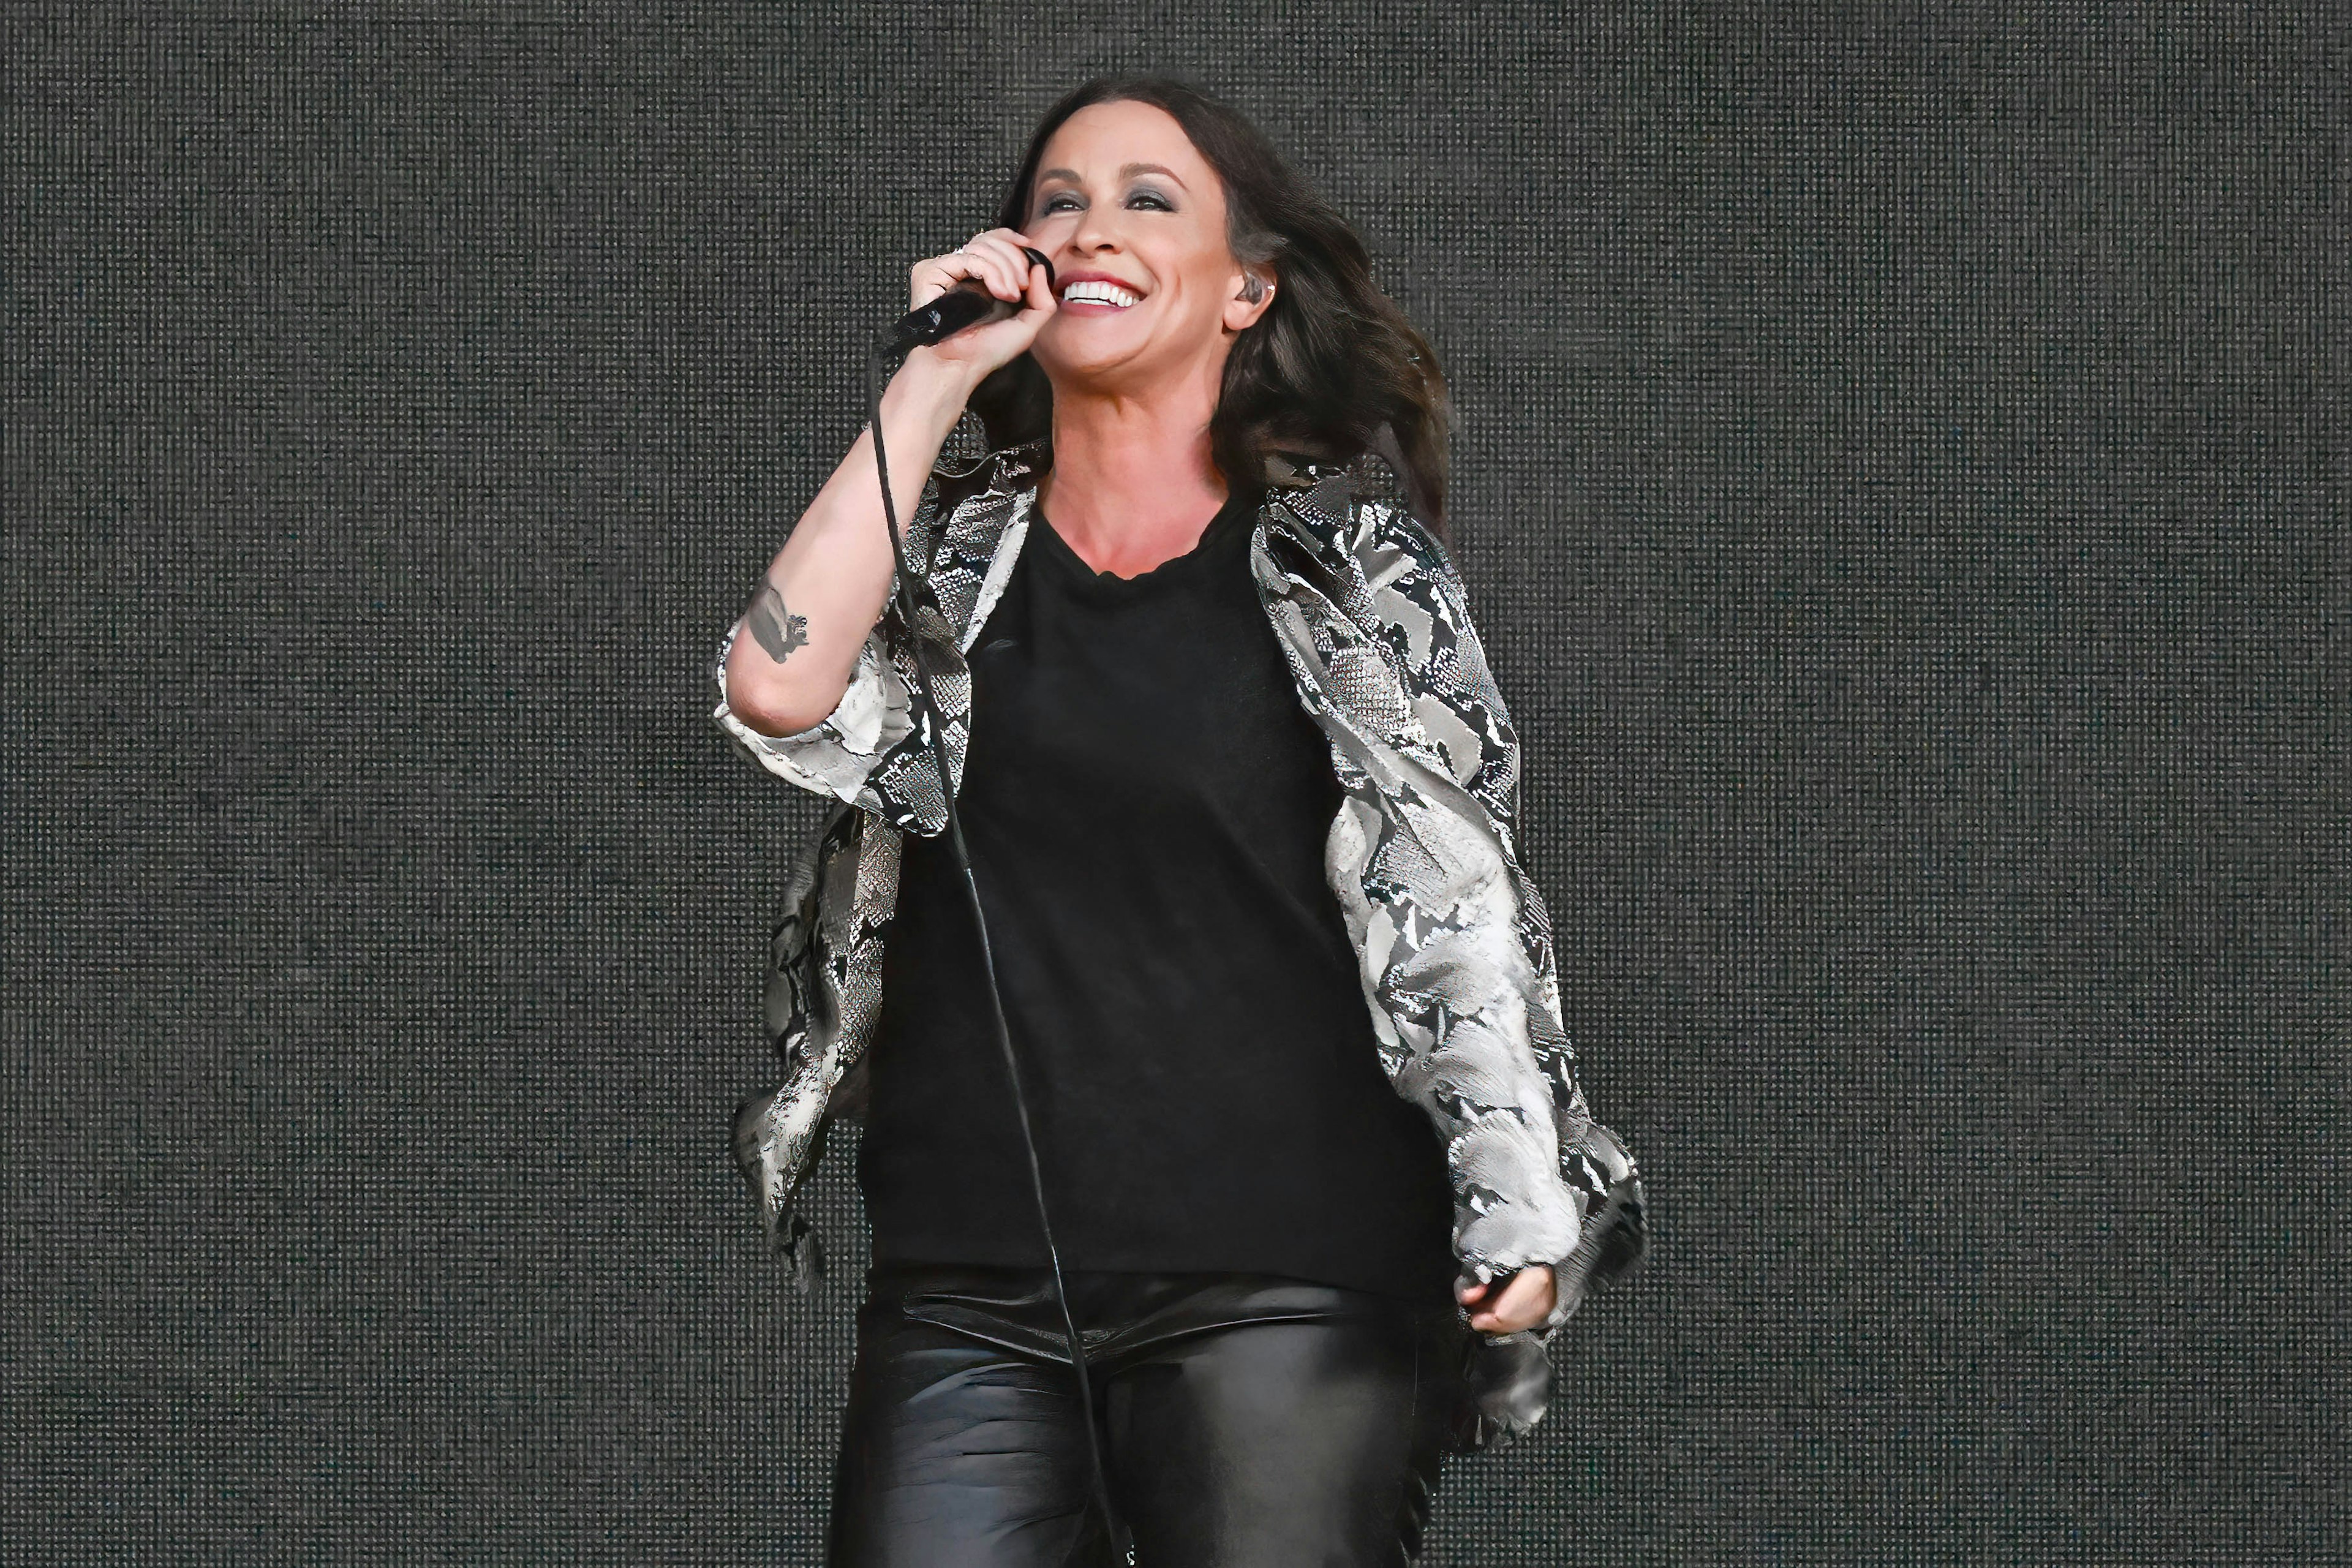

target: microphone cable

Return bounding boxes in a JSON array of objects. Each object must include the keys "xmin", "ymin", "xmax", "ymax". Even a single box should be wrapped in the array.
[{"xmin": 859, "ymin": 266, "xmax": 1131, "ymax": 1562}]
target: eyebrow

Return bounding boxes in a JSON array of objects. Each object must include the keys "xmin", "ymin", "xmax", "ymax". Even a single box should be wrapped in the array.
[{"xmin": 1034, "ymin": 161, "xmax": 1188, "ymax": 190}]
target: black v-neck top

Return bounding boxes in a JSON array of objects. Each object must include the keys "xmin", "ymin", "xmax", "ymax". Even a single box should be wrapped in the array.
[{"xmin": 854, "ymin": 480, "xmax": 1461, "ymax": 1307}]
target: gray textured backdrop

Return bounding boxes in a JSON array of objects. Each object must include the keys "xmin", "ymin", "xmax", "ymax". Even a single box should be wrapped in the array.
[{"xmin": 6, "ymin": 5, "xmax": 2343, "ymax": 1564}]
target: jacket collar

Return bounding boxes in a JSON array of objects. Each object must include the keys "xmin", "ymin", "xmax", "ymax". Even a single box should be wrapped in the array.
[{"xmin": 971, "ymin": 435, "xmax": 1360, "ymax": 576}]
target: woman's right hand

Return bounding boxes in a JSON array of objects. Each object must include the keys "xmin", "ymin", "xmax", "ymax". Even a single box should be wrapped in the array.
[{"xmin": 904, "ymin": 227, "xmax": 1058, "ymax": 384}]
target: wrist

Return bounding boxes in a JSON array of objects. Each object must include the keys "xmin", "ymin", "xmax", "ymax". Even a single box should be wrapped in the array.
[{"xmin": 890, "ymin": 349, "xmax": 985, "ymax": 412}]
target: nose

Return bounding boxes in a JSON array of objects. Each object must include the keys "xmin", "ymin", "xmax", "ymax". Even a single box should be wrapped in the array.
[{"xmin": 1068, "ymin": 200, "xmax": 1125, "ymax": 256}]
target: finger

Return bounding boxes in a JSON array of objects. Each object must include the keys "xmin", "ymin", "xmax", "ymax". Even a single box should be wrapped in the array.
[
  {"xmin": 961, "ymin": 233, "xmax": 1025, "ymax": 300},
  {"xmin": 1460, "ymin": 1277, "xmax": 1520, "ymax": 1333},
  {"xmin": 984, "ymin": 231, "xmax": 1049, "ymax": 303},
  {"xmin": 921, "ymin": 241, "xmax": 994, "ymax": 302},
  {"xmin": 912, "ymin": 249, "xmax": 989, "ymax": 309},
  {"xmin": 1469, "ymin": 1310, "xmax": 1518, "ymax": 1335},
  {"xmin": 976, "ymin": 225, "xmax": 1038, "ymax": 259},
  {"xmin": 940, "ymin": 244, "xmax": 1003, "ymax": 301},
  {"xmin": 981, "ymin": 239, "xmax": 1050, "ymax": 314},
  {"xmin": 1499, "ymin": 1270, "xmax": 1556, "ymax": 1328}
]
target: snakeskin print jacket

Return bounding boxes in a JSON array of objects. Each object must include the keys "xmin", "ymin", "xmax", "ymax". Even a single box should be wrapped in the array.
[{"xmin": 711, "ymin": 432, "xmax": 1650, "ymax": 1430}]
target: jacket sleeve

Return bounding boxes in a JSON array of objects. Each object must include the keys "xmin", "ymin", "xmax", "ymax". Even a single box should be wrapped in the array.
[
  {"xmin": 1361, "ymin": 500, "xmax": 1648, "ymax": 1338},
  {"xmin": 712, "ymin": 611, "xmax": 918, "ymax": 813},
  {"xmin": 1354, "ymin": 504, "xmax": 1525, "ymax": 837},
  {"xmin": 710, "ymin": 458, "xmax": 983, "ymax": 832}
]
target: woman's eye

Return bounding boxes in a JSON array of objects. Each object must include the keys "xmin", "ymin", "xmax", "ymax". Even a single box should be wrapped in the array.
[{"xmin": 1040, "ymin": 190, "xmax": 1172, "ymax": 213}]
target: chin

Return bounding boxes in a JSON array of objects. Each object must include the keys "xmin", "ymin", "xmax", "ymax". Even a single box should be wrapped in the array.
[{"xmin": 1039, "ymin": 339, "xmax": 1161, "ymax": 394}]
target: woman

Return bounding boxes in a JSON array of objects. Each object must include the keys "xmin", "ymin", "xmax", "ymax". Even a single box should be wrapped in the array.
[{"xmin": 715, "ymin": 74, "xmax": 1647, "ymax": 1567}]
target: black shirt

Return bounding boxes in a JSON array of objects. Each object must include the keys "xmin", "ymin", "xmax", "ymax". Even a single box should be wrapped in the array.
[{"xmin": 855, "ymin": 478, "xmax": 1461, "ymax": 1308}]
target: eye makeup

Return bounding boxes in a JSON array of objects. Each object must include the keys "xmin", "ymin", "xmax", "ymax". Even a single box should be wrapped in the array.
[{"xmin": 1037, "ymin": 186, "xmax": 1175, "ymax": 214}]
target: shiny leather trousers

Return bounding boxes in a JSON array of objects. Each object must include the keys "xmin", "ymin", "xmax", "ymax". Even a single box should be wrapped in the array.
[{"xmin": 824, "ymin": 1262, "xmax": 1474, "ymax": 1567}]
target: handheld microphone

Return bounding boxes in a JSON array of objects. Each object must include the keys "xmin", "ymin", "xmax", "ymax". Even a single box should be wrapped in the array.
[{"xmin": 880, "ymin": 246, "xmax": 1057, "ymax": 352}]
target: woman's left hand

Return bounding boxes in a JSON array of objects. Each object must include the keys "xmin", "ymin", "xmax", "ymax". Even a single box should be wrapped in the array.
[{"xmin": 1457, "ymin": 1265, "xmax": 1556, "ymax": 1333}]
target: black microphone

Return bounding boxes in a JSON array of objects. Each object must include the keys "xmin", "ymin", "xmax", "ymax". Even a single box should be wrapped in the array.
[{"xmin": 880, "ymin": 246, "xmax": 1057, "ymax": 353}]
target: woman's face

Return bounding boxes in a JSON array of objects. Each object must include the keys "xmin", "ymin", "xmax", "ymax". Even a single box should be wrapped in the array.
[{"xmin": 1019, "ymin": 99, "xmax": 1272, "ymax": 395}]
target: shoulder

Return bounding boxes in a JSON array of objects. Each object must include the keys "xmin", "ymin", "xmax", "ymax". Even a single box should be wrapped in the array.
[
  {"xmin": 1265, "ymin": 441, "xmax": 1447, "ymax": 559},
  {"xmin": 935, "ymin": 434, "xmax": 1048, "ymax": 508},
  {"xmin": 904, "ymin": 435, "xmax": 1049, "ymax": 572},
  {"xmin": 1321, "ymin": 443, "xmax": 1464, "ymax": 599}
]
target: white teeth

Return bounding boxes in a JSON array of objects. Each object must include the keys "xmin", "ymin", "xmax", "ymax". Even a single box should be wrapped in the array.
[{"xmin": 1063, "ymin": 281, "xmax": 1140, "ymax": 307}]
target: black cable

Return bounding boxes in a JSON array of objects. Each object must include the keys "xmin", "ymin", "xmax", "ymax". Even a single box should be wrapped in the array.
[{"xmin": 862, "ymin": 337, "xmax": 1129, "ymax": 1563}]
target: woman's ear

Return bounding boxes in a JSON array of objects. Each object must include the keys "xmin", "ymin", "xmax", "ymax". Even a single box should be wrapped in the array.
[{"xmin": 1224, "ymin": 268, "xmax": 1277, "ymax": 332}]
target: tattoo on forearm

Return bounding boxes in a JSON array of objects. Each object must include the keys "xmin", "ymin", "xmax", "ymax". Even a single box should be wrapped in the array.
[{"xmin": 747, "ymin": 579, "xmax": 810, "ymax": 665}]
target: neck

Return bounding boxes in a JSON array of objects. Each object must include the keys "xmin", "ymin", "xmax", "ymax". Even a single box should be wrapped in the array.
[{"xmin": 1037, "ymin": 355, "xmax": 1232, "ymax": 568}]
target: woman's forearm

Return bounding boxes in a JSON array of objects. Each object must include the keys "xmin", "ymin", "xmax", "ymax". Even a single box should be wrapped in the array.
[{"xmin": 725, "ymin": 352, "xmax": 982, "ymax": 738}]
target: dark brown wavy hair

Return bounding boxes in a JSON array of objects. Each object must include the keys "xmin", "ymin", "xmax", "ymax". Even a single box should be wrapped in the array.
[{"xmin": 967, "ymin": 73, "xmax": 1456, "ymax": 541}]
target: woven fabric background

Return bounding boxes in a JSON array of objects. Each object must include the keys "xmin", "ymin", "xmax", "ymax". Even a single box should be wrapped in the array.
[{"xmin": 6, "ymin": 5, "xmax": 2342, "ymax": 1564}]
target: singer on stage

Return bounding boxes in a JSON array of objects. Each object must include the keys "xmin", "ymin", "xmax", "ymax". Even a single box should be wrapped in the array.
[{"xmin": 713, "ymin": 74, "xmax": 1648, "ymax": 1567}]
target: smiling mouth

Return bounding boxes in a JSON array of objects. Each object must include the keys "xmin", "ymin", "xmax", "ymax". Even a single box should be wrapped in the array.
[{"xmin": 1060, "ymin": 281, "xmax": 1144, "ymax": 309}]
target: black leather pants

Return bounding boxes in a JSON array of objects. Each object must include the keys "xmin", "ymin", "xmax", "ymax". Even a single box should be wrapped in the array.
[{"xmin": 824, "ymin": 1262, "xmax": 1474, "ymax": 1567}]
